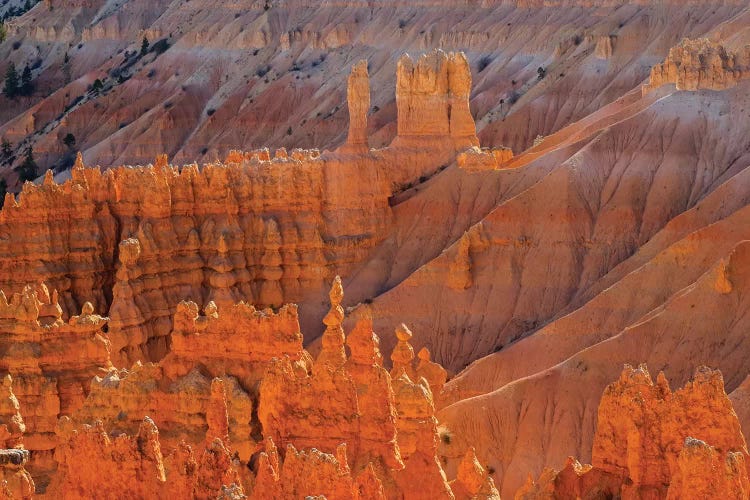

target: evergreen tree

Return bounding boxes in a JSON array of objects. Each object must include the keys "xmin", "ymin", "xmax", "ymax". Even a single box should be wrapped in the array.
[
  {"xmin": 1, "ymin": 139, "xmax": 12, "ymax": 163},
  {"xmin": 20, "ymin": 65, "xmax": 32, "ymax": 96},
  {"xmin": 62, "ymin": 133, "xmax": 76, "ymax": 149},
  {"xmin": 16, "ymin": 146, "xmax": 37, "ymax": 182},
  {"xmin": 140, "ymin": 36, "xmax": 149, "ymax": 56},
  {"xmin": 3, "ymin": 62, "xmax": 18, "ymax": 99},
  {"xmin": 0, "ymin": 179, "xmax": 6, "ymax": 209},
  {"xmin": 89, "ymin": 78, "xmax": 103, "ymax": 94}
]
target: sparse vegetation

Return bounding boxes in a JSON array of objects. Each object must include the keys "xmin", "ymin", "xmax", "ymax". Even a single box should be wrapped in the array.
[
  {"xmin": 19, "ymin": 65, "xmax": 33, "ymax": 96},
  {"xmin": 537, "ymin": 66, "xmax": 546, "ymax": 80},
  {"xmin": 0, "ymin": 179, "xmax": 6, "ymax": 208},
  {"xmin": 2, "ymin": 62, "xmax": 18, "ymax": 98},
  {"xmin": 256, "ymin": 65, "xmax": 271, "ymax": 78},
  {"xmin": 89, "ymin": 78, "xmax": 104, "ymax": 94},
  {"xmin": 62, "ymin": 133, "xmax": 76, "ymax": 149},
  {"xmin": 1, "ymin": 139, "xmax": 12, "ymax": 164},
  {"xmin": 150, "ymin": 38, "xmax": 170, "ymax": 55},
  {"xmin": 16, "ymin": 146, "xmax": 37, "ymax": 183},
  {"xmin": 478, "ymin": 55, "xmax": 493, "ymax": 73},
  {"xmin": 140, "ymin": 36, "xmax": 150, "ymax": 57},
  {"xmin": 440, "ymin": 431, "xmax": 452, "ymax": 445}
]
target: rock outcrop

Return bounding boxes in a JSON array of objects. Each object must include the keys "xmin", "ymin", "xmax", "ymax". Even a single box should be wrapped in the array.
[
  {"xmin": 0, "ymin": 449, "xmax": 34, "ymax": 500},
  {"xmin": 644, "ymin": 38, "xmax": 750, "ymax": 93},
  {"xmin": 0, "ymin": 283, "xmax": 111, "ymax": 485},
  {"xmin": 50, "ymin": 416, "xmax": 243, "ymax": 499},
  {"xmin": 395, "ymin": 50, "xmax": 478, "ymax": 149},
  {"xmin": 343, "ymin": 60, "xmax": 370, "ymax": 152},
  {"xmin": 456, "ymin": 146, "xmax": 514, "ymax": 172},
  {"xmin": 516, "ymin": 365, "xmax": 750, "ymax": 499}
]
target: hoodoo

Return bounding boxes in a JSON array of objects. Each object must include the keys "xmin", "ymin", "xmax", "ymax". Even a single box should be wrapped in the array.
[{"xmin": 0, "ymin": 1, "xmax": 750, "ymax": 498}]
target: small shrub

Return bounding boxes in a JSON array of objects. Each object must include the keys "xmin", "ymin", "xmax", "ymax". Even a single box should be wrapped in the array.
[
  {"xmin": 256, "ymin": 65, "xmax": 271, "ymax": 78},
  {"xmin": 11, "ymin": 40, "xmax": 21, "ymax": 50},
  {"xmin": 440, "ymin": 432, "xmax": 452, "ymax": 445},
  {"xmin": 286, "ymin": 126, "xmax": 292, "ymax": 136},
  {"xmin": 206, "ymin": 108, "xmax": 215, "ymax": 116},
  {"xmin": 478, "ymin": 55, "xmax": 492, "ymax": 73},
  {"xmin": 398, "ymin": 19, "xmax": 407, "ymax": 29},
  {"xmin": 150, "ymin": 38, "xmax": 170, "ymax": 55},
  {"xmin": 147, "ymin": 69, "xmax": 156, "ymax": 78},
  {"xmin": 486, "ymin": 465, "xmax": 496, "ymax": 475},
  {"xmin": 62, "ymin": 133, "xmax": 76, "ymax": 149},
  {"xmin": 537, "ymin": 66, "xmax": 546, "ymax": 80},
  {"xmin": 89, "ymin": 78, "xmax": 104, "ymax": 94},
  {"xmin": 573, "ymin": 34, "xmax": 583, "ymax": 45}
]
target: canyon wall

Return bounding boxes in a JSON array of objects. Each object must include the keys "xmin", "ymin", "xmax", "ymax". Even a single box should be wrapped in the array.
[{"xmin": 0, "ymin": 50, "xmax": 477, "ymax": 367}]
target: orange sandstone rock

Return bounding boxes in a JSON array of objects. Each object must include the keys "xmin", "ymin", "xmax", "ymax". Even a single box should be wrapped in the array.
[
  {"xmin": 51, "ymin": 416, "xmax": 243, "ymax": 499},
  {"xmin": 344, "ymin": 60, "xmax": 370, "ymax": 151},
  {"xmin": 390, "ymin": 323, "xmax": 417, "ymax": 382},
  {"xmin": 0, "ymin": 377, "xmax": 24, "ymax": 450},
  {"xmin": 0, "ymin": 450, "xmax": 34, "ymax": 500},
  {"xmin": 457, "ymin": 146, "xmax": 514, "ymax": 172},
  {"xmin": 0, "ymin": 283, "xmax": 111, "ymax": 485},
  {"xmin": 516, "ymin": 365, "xmax": 750, "ymax": 499},
  {"xmin": 644, "ymin": 38, "xmax": 750, "ymax": 93},
  {"xmin": 395, "ymin": 50, "xmax": 478, "ymax": 149},
  {"xmin": 450, "ymin": 447, "xmax": 500, "ymax": 499}
]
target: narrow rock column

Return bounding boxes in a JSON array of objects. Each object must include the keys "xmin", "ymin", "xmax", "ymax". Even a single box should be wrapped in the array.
[
  {"xmin": 346, "ymin": 60, "xmax": 370, "ymax": 150},
  {"xmin": 390, "ymin": 324, "xmax": 417, "ymax": 381},
  {"xmin": 316, "ymin": 276, "xmax": 347, "ymax": 369}
]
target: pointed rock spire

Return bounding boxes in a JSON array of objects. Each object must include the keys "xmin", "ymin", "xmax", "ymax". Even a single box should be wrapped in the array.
[
  {"xmin": 345, "ymin": 60, "xmax": 370, "ymax": 151},
  {"xmin": 390, "ymin": 323, "xmax": 417, "ymax": 381},
  {"xmin": 316, "ymin": 275, "xmax": 347, "ymax": 369}
]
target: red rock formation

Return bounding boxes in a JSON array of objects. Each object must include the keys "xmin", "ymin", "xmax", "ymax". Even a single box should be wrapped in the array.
[
  {"xmin": 516, "ymin": 365, "xmax": 750, "ymax": 499},
  {"xmin": 0, "ymin": 449, "xmax": 34, "ymax": 500},
  {"xmin": 395, "ymin": 50, "xmax": 478, "ymax": 149},
  {"xmin": 0, "ymin": 283, "xmax": 111, "ymax": 486},
  {"xmin": 644, "ymin": 38, "xmax": 750, "ymax": 93},
  {"xmin": 343, "ymin": 60, "xmax": 370, "ymax": 152},
  {"xmin": 457, "ymin": 146, "xmax": 514, "ymax": 172},
  {"xmin": 450, "ymin": 448, "xmax": 500, "ymax": 500},
  {"xmin": 51, "ymin": 416, "xmax": 243, "ymax": 499},
  {"xmin": 0, "ymin": 377, "xmax": 24, "ymax": 451}
]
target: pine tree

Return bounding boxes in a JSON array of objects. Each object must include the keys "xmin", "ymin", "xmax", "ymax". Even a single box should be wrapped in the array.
[
  {"xmin": 20, "ymin": 65, "xmax": 32, "ymax": 96},
  {"xmin": 3, "ymin": 62, "xmax": 18, "ymax": 99},
  {"xmin": 16, "ymin": 146, "xmax": 37, "ymax": 182},
  {"xmin": 1, "ymin": 139, "xmax": 12, "ymax": 163},
  {"xmin": 62, "ymin": 133, "xmax": 76, "ymax": 149},
  {"xmin": 0, "ymin": 179, "xmax": 7, "ymax": 209},
  {"xmin": 140, "ymin": 36, "xmax": 149, "ymax": 56}
]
